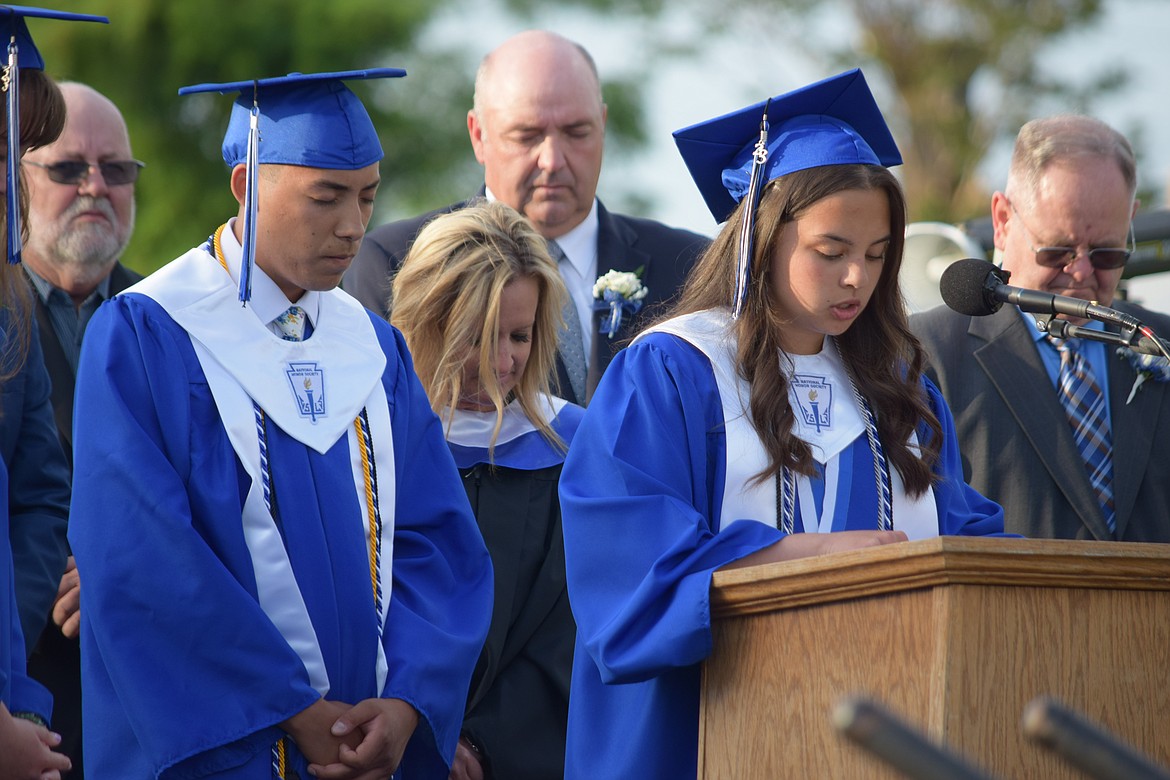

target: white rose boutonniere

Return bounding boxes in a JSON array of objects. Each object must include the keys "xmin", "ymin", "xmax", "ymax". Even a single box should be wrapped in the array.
[
  {"xmin": 592, "ymin": 268, "xmax": 649, "ymax": 338},
  {"xmin": 1116, "ymin": 346, "xmax": 1170, "ymax": 404}
]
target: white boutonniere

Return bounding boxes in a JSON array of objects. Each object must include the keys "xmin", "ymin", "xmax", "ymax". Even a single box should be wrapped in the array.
[
  {"xmin": 592, "ymin": 268, "xmax": 649, "ymax": 338},
  {"xmin": 1116, "ymin": 346, "xmax": 1170, "ymax": 404}
]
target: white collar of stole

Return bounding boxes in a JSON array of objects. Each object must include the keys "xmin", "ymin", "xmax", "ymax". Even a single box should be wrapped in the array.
[
  {"xmin": 215, "ymin": 218, "xmax": 322, "ymax": 332},
  {"xmin": 126, "ymin": 230, "xmax": 386, "ymax": 454},
  {"xmin": 638, "ymin": 311, "xmax": 928, "ymax": 537},
  {"xmin": 443, "ymin": 394, "xmax": 568, "ymax": 448}
]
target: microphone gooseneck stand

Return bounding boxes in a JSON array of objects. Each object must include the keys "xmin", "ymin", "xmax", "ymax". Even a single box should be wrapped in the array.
[{"xmin": 1037, "ymin": 317, "xmax": 1170, "ymax": 360}]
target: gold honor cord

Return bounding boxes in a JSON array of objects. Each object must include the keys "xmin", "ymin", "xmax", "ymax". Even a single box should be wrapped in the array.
[
  {"xmin": 273, "ymin": 737, "xmax": 286, "ymax": 778},
  {"xmin": 355, "ymin": 410, "xmax": 385, "ymax": 613}
]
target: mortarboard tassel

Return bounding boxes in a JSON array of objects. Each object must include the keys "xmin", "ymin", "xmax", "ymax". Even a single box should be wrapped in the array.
[
  {"xmin": 238, "ymin": 81, "xmax": 260, "ymax": 303},
  {"xmin": 5, "ymin": 35, "xmax": 20, "ymax": 265},
  {"xmin": 732, "ymin": 101, "xmax": 770, "ymax": 320}
]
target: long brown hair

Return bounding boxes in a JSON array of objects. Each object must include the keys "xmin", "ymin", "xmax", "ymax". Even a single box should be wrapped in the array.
[
  {"xmin": 391, "ymin": 200, "xmax": 569, "ymax": 458},
  {"xmin": 667, "ymin": 163, "xmax": 940, "ymax": 496},
  {"xmin": 1, "ymin": 68, "xmax": 66, "ymax": 384}
]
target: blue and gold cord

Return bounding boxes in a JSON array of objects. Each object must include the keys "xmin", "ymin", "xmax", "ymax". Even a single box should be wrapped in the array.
[
  {"xmin": 355, "ymin": 409, "xmax": 384, "ymax": 620},
  {"xmin": 212, "ymin": 226, "xmax": 384, "ymax": 773}
]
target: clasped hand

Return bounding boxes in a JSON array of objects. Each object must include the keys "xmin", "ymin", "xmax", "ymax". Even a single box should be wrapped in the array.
[{"xmin": 283, "ymin": 697, "xmax": 419, "ymax": 780}]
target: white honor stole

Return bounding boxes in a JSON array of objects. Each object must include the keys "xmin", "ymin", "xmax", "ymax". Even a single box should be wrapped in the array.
[
  {"xmin": 640, "ymin": 309, "xmax": 938, "ymax": 538},
  {"xmin": 442, "ymin": 393, "xmax": 569, "ymax": 447},
  {"xmin": 129, "ymin": 249, "xmax": 396, "ymax": 696}
]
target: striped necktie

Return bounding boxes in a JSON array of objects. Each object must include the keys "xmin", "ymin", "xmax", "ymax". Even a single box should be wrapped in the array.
[
  {"xmin": 272, "ymin": 305, "xmax": 308, "ymax": 342},
  {"xmin": 549, "ymin": 240, "xmax": 588, "ymax": 403},
  {"xmin": 1051, "ymin": 337, "xmax": 1116, "ymax": 535}
]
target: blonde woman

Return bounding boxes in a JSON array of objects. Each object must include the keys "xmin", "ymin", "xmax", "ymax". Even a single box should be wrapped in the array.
[{"xmin": 392, "ymin": 199, "xmax": 581, "ymax": 780}]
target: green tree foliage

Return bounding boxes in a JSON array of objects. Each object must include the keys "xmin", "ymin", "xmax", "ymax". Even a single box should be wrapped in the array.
[
  {"xmin": 31, "ymin": 1, "xmax": 656, "ymax": 273},
  {"xmin": 31, "ymin": 0, "xmax": 1112, "ymax": 268},
  {"xmin": 32, "ymin": 0, "xmax": 467, "ymax": 272},
  {"xmin": 503, "ymin": 0, "xmax": 1116, "ymax": 223},
  {"xmin": 847, "ymin": 0, "xmax": 1115, "ymax": 220}
]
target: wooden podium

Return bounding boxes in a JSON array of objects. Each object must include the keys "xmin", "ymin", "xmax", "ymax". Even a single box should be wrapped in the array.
[{"xmin": 698, "ymin": 537, "xmax": 1170, "ymax": 779}]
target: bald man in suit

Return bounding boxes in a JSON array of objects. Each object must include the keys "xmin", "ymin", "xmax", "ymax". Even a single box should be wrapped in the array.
[{"xmin": 344, "ymin": 30, "xmax": 707, "ymax": 406}]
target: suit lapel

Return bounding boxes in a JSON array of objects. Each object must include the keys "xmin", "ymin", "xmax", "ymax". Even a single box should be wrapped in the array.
[
  {"xmin": 1105, "ymin": 327, "xmax": 1165, "ymax": 540},
  {"xmin": 29, "ymin": 262, "xmax": 143, "ymax": 460},
  {"xmin": 32, "ymin": 296, "xmax": 74, "ymax": 455},
  {"xmin": 970, "ymin": 308, "xmax": 1112, "ymax": 540},
  {"xmin": 593, "ymin": 204, "xmax": 651, "ymax": 380},
  {"xmin": 108, "ymin": 261, "xmax": 143, "ymax": 294}
]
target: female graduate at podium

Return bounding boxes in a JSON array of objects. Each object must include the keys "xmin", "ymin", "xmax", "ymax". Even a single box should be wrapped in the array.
[{"xmin": 558, "ymin": 69, "xmax": 1006, "ymax": 779}]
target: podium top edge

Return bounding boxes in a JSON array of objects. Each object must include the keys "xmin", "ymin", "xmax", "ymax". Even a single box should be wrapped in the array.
[{"xmin": 710, "ymin": 536, "xmax": 1170, "ymax": 618}]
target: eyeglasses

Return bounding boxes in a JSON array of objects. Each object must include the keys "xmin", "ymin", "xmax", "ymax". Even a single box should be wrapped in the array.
[
  {"xmin": 1008, "ymin": 200, "xmax": 1134, "ymax": 271},
  {"xmin": 23, "ymin": 159, "xmax": 145, "ymax": 186}
]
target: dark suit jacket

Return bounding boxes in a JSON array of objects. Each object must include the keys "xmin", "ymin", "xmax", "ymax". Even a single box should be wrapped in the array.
[
  {"xmin": 343, "ymin": 198, "xmax": 709, "ymax": 406},
  {"xmin": 0, "ymin": 307, "xmax": 70, "ymax": 645},
  {"xmin": 32, "ymin": 262, "xmax": 142, "ymax": 469},
  {"xmin": 910, "ymin": 301, "xmax": 1170, "ymax": 541}
]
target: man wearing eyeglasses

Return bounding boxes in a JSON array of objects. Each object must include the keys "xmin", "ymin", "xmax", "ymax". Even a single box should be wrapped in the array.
[
  {"xmin": 22, "ymin": 80, "xmax": 141, "ymax": 455},
  {"xmin": 20, "ymin": 80, "xmax": 142, "ymax": 778},
  {"xmin": 911, "ymin": 114, "xmax": 1170, "ymax": 542}
]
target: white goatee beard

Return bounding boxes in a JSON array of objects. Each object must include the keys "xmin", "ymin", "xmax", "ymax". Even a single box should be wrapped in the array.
[{"xmin": 51, "ymin": 195, "xmax": 133, "ymax": 275}]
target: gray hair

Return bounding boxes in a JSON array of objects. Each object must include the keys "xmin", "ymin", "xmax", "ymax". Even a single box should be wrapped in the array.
[{"xmin": 1005, "ymin": 114, "xmax": 1136, "ymax": 207}]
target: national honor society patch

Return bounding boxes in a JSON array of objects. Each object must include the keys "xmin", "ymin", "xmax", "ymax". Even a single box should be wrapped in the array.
[
  {"xmin": 286, "ymin": 362, "xmax": 327, "ymax": 423},
  {"xmin": 791, "ymin": 373, "xmax": 832, "ymax": 432}
]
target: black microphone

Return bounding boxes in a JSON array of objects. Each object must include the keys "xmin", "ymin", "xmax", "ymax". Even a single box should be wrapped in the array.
[
  {"xmin": 1022, "ymin": 697, "xmax": 1170, "ymax": 780},
  {"xmin": 834, "ymin": 697, "xmax": 999, "ymax": 780},
  {"xmin": 939, "ymin": 258, "xmax": 1142, "ymax": 329}
]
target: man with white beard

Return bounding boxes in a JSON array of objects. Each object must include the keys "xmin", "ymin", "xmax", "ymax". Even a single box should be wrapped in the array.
[
  {"xmin": 23, "ymin": 82, "xmax": 139, "ymax": 397},
  {"xmin": 20, "ymin": 80, "xmax": 142, "ymax": 779}
]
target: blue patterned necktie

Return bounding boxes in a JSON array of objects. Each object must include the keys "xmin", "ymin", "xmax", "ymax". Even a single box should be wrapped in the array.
[
  {"xmin": 549, "ymin": 240, "xmax": 588, "ymax": 403},
  {"xmin": 1051, "ymin": 337, "xmax": 1116, "ymax": 535},
  {"xmin": 272, "ymin": 305, "xmax": 308, "ymax": 342}
]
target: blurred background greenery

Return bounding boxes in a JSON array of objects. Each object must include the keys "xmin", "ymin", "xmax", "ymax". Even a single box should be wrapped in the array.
[{"xmin": 32, "ymin": 0, "xmax": 1154, "ymax": 275}]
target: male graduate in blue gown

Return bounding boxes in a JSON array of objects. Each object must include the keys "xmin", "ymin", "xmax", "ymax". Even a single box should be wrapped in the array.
[{"xmin": 68, "ymin": 69, "xmax": 493, "ymax": 779}]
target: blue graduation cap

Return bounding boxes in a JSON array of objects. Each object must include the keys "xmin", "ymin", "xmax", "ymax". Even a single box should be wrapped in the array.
[
  {"xmin": 673, "ymin": 68, "xmax": 901, "ymax": 224},
  {"xmin": 178, "ymin": 68, "xmax": 406, "ymax": 302},
  {"xmin": 672, "ymin": 68, "xmax": 901, "ymax": 318},
  {"xmin": 1, "ymin": 5, "xmax": 109, "ymax": 264}
]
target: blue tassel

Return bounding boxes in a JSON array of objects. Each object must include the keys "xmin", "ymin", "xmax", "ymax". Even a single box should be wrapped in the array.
[
  {"xmin": 238, "ymin": 84, "xmax": 260, "ymax": 303},
  {"xmin": 5, "ymin": 37, "xmax": 21, "ymax": 265}
]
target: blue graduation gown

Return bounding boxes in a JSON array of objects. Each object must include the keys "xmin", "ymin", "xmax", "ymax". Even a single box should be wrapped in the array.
[
  {"xmin": 559, "ymin": 332, "xmax": 1004, "ymax": 779},
  {"xmin": 69, "ymin": 293, "xmax": 493, "ymax": 779},
  {"xmin": 0, "ymin": 456, "xmax": 54, "ymax": 722},
  {"xmin": 0, "ymin": 309, "xmax": 71, "ymax": 648}
]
